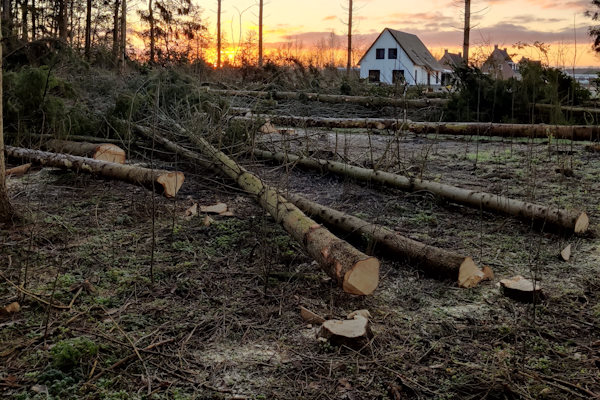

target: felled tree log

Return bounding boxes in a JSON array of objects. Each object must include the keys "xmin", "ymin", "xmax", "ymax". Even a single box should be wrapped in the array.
[
  {"xmin": 287, "ymin": 193, "xmax": 490, "ymax": 287},
  {"xmin": 209, "ymin": 89, "xmax": 446, "ymax": 109},
  {"xmin": 240, "ymin": 112, "xmax": 600, "ymax": 141},
  {"xmin": 133, "ymin": 123, "xmax": 380, "ymax": 295},
  {"xmin": 44, "ymin": 139, "xmax": 126, "ymax": 164},
  {"xmin": 254, "ymin": 150, "xmax": 589, "ymax": 234},
  {"xmin": 5, "ymin": 146, "xmax": 184, "ymax": 198}
]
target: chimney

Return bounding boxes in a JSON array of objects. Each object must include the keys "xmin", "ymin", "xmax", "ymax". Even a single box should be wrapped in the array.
[
  {"xmin": 444, "ymin": 49, "xmax": 448, "ymax": 55},
  {"xmin": 458, "ymin": 52, "xmax": 462, "ymax": 58},
  {"xmin": 504, "ymin": 48, "xmax": 507, "ymax": 52},
  {"xmin": 494, "ymin": 44, "xmax": 498, "ymax": 50}
]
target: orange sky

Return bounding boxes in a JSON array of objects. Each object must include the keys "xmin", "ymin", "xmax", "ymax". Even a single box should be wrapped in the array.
[{"xmin": 132, "ymin": 0, "xmax": 600, "ymax": 67}]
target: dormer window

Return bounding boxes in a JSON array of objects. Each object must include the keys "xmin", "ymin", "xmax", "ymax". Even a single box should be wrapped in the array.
[{"xmin": 376, "ymin": 49, "xmax": 385, "ymax": 59}]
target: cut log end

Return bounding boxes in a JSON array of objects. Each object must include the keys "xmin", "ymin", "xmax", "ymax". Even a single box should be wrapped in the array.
[
  {"xmin": 342, "ymin": 257, "xmax": 380, "ymax": 295},
  {"xmin": 318, "ymin": 316, "xmax": 371, "ymax": 347},
  {"xmin": 574, "ymin": 212, "xmax": 589, "ymax": 234},
  {"xmin": 94, "ymin": 144, "xmax": 126, "ymax": 164},
  {"xmin": 156, "ymin": 172, "xmax": 185, "ymax": 198}
]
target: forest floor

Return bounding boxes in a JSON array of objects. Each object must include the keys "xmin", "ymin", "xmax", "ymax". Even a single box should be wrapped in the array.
[{"xmin": 1, "ymin": 127, "xmax": 600, "ymax": 400}]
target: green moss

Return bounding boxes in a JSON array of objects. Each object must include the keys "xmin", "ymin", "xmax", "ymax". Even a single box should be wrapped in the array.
[{"xmin": 50, "ymin": 337, "xmax": 98, "ymax": 371}]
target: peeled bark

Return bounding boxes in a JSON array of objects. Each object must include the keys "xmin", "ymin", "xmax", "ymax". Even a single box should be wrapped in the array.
[
  {"xmin": 287, "ymin": 192, "xmax": 489, "ymax": 287},
  {"xmin": 244, "ymin": 112, "xmax": 600, "ymax": 141},
  {"xmin": 6, "ymin": 146, "xmax": 183, "ymax": 198},
  {"xmin": 209, "ymin": 89, "xmax": 446, "ymax": 109},
  {"xmin": 254, "ymin": 150, "xmax": 589, "ymax": 234},
  {"xmin": 133, "ymin": 123, "xmax": 380, "ymax": 295},
  {"xmin": 44, "ymin": 140, "xmax": 126, "ymax": 164}
]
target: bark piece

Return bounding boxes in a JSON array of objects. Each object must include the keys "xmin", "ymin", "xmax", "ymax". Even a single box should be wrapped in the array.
[
  {"xmin": 499, "ymin": 275, "xmax": 543, "ymax": 302},
  {"xmin": 560, "ymin": 244, "xmax": 571, "ymax": 261},
  {"xmin": 6, "ymin": 146, "xmax": 184, "ymax": 198},
  {"xmin": 319, "ymin": 316, "xmax": 371, "ymax": 347},
  {"xmin": 256, "ymin": 150, "xmax": 589, "ymax": 234},
  {"xmin": 300, "ymin": 306, "xmax": 325, "ymax": 324},
  {"xmin": 287, "ymin": 192, "xmax": 490, "ymax": 286},
  {"xmin": 133, "ymin": 123, "xmax": 379, "ymax": 295},
  {"xmin": 45, "ymin": 140, "xmax": 126, "ymax": 164},
  {"xmin": 5, "ymin": 163, "xmax": 31, "ymax": 177}
]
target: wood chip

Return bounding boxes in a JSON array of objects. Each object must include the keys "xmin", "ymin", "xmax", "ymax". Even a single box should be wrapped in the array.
[
  {"xmin": 458, "ymin": 260, "xmax": 492, "ymax": 288},
  {"xmin": 318, "ymin": 316, "xmax": 371, "ymax": 347},
  {"xmin": 347, "ymin": 309, "xmax": 371, "ymax": 320},
  {"xmin": 202, "ymin": 215, "xmax": 214, "ymax": 227},
  {"xmin": 560, "ymin": 244, "xmax": 571, "ymax": 261},
  {"xmin": 185, "ymin": 203, "xmax": 199, "ymax": 219},
  {"xmin": 200, "ymin": 203, "xmax": 228, "ymax": 214},
  {"xmin": 300, "ymin": 306, "xmax": 325, "ymax": 324}
]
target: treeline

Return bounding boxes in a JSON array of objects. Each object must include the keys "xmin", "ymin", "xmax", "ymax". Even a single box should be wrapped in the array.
[{"xmin": 1, "ymin": 0, "xmax": 208, "ymax": 66}]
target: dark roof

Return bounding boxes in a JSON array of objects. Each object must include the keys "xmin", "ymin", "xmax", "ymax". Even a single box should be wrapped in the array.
[
  {"xmin": 439, "ymin": 52, "xmax": 464, "ymax": 68},
  {"xmin": 484, "ymin": 46, "xmax": 514, "ymax": 64},
  {"xmin": 358, "ymin": 28, "xmax": 443, "ymax": 71}
]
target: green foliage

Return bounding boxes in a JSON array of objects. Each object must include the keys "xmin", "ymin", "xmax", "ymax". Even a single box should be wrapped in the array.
[
  {"xmin": 3, "ymin": 66, "xmax": 100, "ymax": 137},
  {"xmin": 50, "ymin": 336, "xmax": 99, "ymax": 372},
  {"xmin": 445, "ymin": 62, "xmax": 591, "ymax": 124}
]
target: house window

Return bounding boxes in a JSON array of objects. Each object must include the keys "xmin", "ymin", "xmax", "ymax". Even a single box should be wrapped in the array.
[
  {"xmin": 368, "ymin": 70, "xmax": 380, "ymax": 82},
  {"xmin": 375, "ymin": 49, "xmax": 385, "ymax": 59},
  {"xmin": 388, "ymin": 48, "xmax": 398, "ymax": 59},
  {"xmin": 392, "ymin": 70, "xmax": 404, "ymax": 83}
]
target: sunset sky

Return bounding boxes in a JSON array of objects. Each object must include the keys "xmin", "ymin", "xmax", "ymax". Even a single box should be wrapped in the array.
[{"xmin": 194, "ymin": 0, "xmax": 600, "ymax": 67}]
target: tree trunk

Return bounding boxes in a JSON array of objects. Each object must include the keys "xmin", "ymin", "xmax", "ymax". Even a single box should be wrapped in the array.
[
  {"xmin": 133, "ymin": 123, "xmax": 380, "ymax": 295},
  {"xmin": 463, "ymin": 0, "xmax": 470, "ymax": 64},
  {"xmin": 242, "ymin": 112, "xmax": 600, "ymax": 141},
  {"xmin": 258, "ymin": 0, "xmax": 263, "ymax": 67},
  {"xmin": 84, "ymin": 0, "xmax": 91, "ymax": 59},
  {"xmin": 58, "ymin": 0, "xmax": 67, "ymax": 41},
  {"xmin": 120, "ymin": 0, "xmax": 126, "ymax": 70},
  {"xmin": 346, "ymin": 0, "xmax": 352, "ymax": 74},
  {"xmin": 21, "ymin": 0, "xmax": 28, "ymax": 41},
  {"xmin": 253, "ymin": 150, "xmax": 589, "ymax": 234},
  {"xmin": 148, "ymin": 0, "xmax": 154, "ymax": 63},
  {"xmin": 209, "ymin": 89, "xmax": 446, "ymax": 108},
  {"xmin": 44, "ymin": 139, "xmax": 126, "ymax": 164},
  {"xmin": 30, "ymin": 0, "xmax": 35, "ymax": 40},
  {"xmin": 0, "ymin": 16, "xmax": 16, "ymax": 223},
  {"xmin": 286, "ymin": 193, "xmax": 490, "ymax": 287},
  {"xmin": 112, "ymin": 0, "xmax": 119, "ymax": 64},
  {"xmin": 216, "ymin": 0, "xmax": 221, "ymax": 68},
  {"xmin": 1, "ymin": 0, "xmax": 12, "ymax": 49},
  {"xmin": 6, "ymin": 146, "xmax": 184, "ymax": 198}
]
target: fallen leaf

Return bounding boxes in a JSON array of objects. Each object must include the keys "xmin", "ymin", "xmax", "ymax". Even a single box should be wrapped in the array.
[{"xmin": 259, "ymin": 121, "xmax": 278, "ymax": 134}]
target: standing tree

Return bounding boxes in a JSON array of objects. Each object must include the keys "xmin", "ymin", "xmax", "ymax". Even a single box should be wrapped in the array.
[
  {"xmin": 587, "ymin": 0, "xmax": 600, "ymax": 52},
  {"xmin": 463, "ymin": 0, "xmax": 471, "ymax": 64},
  {"xmin": 0, "ymin": 16, "xmax": 16, "ymax": 222},
  {"xmin": 21, "ymin": 0, "xmax": 28, "ymax": 41},
  {"xmin": 217, "ymin": 0, "xmax": 221, "ymax": 67},
  {"xmin": 112, "ymin": 0, "xmax": 120, "ymax": 63},
  {"xmin": 346, "ymin": 0, "xmax": 353, "ymax": 74},
  {"xmin": 120, "ymin": 0, "xmax": 126, "ymax": 69},
  {"xmin": 258, "ymin": 0, "xmax": 263, "ymax": 66},
  {"xmin": 58, "ymin": 0, "xmax": 68, "ymax": 41},
  {"xmin": 84, "ymin": 0, "xmax": 92, "ymax": 59}
]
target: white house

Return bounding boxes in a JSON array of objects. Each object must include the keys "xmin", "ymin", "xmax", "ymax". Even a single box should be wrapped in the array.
[{"xmin": 358, "ymin": 28, "xmax": 444, "ymax": 86}]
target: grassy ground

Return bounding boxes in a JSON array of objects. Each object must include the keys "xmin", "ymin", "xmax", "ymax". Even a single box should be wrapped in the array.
[{"xmin": 1, "ymin": 127, "xmax": 599, "ymax": 400}]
